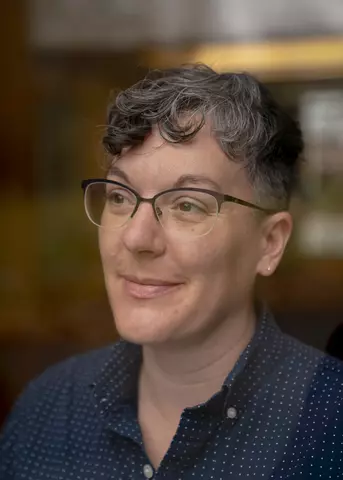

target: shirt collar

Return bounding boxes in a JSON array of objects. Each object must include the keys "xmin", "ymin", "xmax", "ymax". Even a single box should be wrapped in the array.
[
  {"xmin": 91, "ymin": 340, "xmax": 142, "ymax": 416},
  {"xmin": 223, "ymin": 305, "xmax": 280, "ymax": 388},
  {"xmin": 91, "ymin": 306, "xmax": 282, "ymax": 418}
]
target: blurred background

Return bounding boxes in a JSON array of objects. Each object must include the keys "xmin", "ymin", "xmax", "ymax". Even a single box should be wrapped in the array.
[{"xmin": 1, "ymin": 0, "xmax": 343, "ymax": 424}]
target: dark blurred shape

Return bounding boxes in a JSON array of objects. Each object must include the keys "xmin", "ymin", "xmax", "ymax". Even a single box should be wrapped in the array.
[
  {"xmin": 0, "ymin": 1, "xmax": 34, "ymax": 194},
  {"xmin": 326, "ymin": 323, "xmax": 343, "ymax": 361}
]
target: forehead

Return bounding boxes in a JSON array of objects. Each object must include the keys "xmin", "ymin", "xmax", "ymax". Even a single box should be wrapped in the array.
[{"xmin": 112, "ymin": 126, "xmax": 251, "ymax": 196}]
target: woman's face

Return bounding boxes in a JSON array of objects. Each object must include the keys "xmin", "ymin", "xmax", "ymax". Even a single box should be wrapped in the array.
[{"xmin": 99, "ymin": 127, "xmax": 286, "ymax": 346}]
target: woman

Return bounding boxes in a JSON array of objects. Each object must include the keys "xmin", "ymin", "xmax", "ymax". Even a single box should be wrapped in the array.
[{"xmin": 1, "ymin": 64, "xmax": 343, "ymax": 480}]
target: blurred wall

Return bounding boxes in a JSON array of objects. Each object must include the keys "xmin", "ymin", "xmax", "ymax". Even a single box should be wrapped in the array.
[{"xmin": 0, "ymin": 2, "xmax": 146, "ymax": 423}]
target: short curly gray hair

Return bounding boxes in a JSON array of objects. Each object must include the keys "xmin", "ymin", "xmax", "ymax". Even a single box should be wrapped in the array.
[{"xmin": 103, "ymin": 64, "xmax": 303, "ymax": 207}]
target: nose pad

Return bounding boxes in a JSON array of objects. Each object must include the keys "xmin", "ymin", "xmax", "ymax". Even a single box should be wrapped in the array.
[{"xmin": 155, "ymin": 206, "xmax": 163, "ymax": 218}]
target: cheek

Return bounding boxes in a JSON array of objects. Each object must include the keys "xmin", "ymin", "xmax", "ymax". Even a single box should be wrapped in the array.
[
  {"xmin": 221, "ymin": 221, "xmax": 261, "ymax": 286},
  {"xmin": 98, "ymin": 231, "xmax": 108, "ymax": 264},
  {"xmin": 173, "ymin": 220, "xmax": 258, "ymax": 285},
  {"xmin": 98, "ymin": 230, "xmax": 120, "ymax": 270},
  {"xmin": 167, "ymin": 232, "xmax": 232, "ymax": 282}
]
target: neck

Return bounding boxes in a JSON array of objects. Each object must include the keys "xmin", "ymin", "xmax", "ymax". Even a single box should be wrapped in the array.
[{"xmin": 138, "ymin": 303, "xmax": 257, "ymax": 424}]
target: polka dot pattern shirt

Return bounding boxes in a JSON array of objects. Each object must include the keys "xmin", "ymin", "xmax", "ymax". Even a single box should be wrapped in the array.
[{"xmin": 1, "ymin": 311, "xmax": 343, "ymax": 479}]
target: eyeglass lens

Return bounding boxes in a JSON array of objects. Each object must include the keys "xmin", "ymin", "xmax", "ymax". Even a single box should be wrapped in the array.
[{"xmin": 85, "ymin": 182, "xmax": 219, "ymax": 238}]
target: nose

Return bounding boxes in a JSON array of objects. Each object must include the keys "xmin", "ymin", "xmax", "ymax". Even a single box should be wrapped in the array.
[{"xmin": 121, "ymin": 201, "xmax": 166, "ymax": 256}]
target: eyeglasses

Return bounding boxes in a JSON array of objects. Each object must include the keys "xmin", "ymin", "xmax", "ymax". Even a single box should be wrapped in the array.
[{"xmin": 81, "ymin": 179, "xmax": 277, "ymax": 239}]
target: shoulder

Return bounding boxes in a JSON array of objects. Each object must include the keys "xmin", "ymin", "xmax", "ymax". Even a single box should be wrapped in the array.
[
  {"xmin": 281, "ymin": 332, "xmax": 343, "ymax": 403},
  {"xmin": 0, "ymin": 344, "xmax": 116, "ymax": 438},
  {"xmin": 275, "ymin": 336, "xmax": 343, "ymax": 469},
  {"xmin": 30, "ymin": 343, "xmax": 116, "ymax": 390},
  {"xmin": 0, "ymin": 344, "xmax": 119, "ymax": 475},
  {"xmin": 18, "ymin": 343, "xmax": 116, "ymax": 402},
  {"xmin": 283, "ymin": 331, "xmax": 343, "ymax": 372}
]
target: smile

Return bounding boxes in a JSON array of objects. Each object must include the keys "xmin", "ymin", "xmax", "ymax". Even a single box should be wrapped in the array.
[{"xmin": 122, "ymin": 276, "xmax": 182, "ymax": 299}]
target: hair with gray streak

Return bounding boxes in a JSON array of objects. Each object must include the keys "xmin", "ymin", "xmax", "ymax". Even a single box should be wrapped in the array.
[{"xmin": 103, "ymin": 64, "xmax": 304, "ymax": 207}]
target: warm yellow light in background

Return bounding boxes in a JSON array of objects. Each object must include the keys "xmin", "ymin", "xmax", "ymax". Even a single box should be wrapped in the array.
[{"xmin": 144, "ymin": 36, "xmax": 343, "ymax": 80}]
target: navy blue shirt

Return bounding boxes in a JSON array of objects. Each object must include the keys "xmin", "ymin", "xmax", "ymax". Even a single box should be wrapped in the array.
[{"xmin": 1, "ymin": 311, "xmax": 343, "ymax": 479}]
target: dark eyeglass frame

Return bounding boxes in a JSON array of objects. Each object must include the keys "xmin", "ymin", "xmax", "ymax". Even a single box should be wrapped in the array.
[{"xmin": 81, "ymin": 178, "xmax": 279, "ymax": 220}]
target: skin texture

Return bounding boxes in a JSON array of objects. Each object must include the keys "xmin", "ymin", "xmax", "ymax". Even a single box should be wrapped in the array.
[{"xmin": 98, "ymin": 125, "xmax": 292, "ymax": 467}]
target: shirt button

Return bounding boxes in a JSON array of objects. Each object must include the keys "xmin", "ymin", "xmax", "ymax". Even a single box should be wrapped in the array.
[
  {"xmin": 226, "ymin": 406, "xmax": 238, "ymax": 419},
  {"xmin": 143, "ymin": 464, "xmax": 154, "ymax": 479}
]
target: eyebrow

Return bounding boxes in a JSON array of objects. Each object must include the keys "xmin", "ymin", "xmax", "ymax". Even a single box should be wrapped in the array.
[
  {"xmin": 107, "ymin": 165, "xmax": 131, "ymax": 184},
  {"xmin": 173, "ymin": 174, "xmax": 222, "ymax": 191},
  {"xmin": 107, "ymin": 166, "xmax": 222, "ymax": 192}
]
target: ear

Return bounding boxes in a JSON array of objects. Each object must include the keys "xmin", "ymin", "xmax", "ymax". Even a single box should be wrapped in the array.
[{"xmin": 256, "ymin": 212, "xmax": 293, "ymax": 276}]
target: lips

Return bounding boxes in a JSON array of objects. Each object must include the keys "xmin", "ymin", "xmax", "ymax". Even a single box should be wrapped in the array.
[{"xmin": 122, "ymin": 275, "xmax": 182, "ymax": 299}]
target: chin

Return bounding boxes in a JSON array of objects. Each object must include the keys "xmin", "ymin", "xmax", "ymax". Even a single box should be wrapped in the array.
[
  {"xmin": 112, "ymin": 306, "xmax": 177, "ymax": 345},
  {"xmin": 107, "ymin": 279, "xmax": 192, "ymax": 345}
]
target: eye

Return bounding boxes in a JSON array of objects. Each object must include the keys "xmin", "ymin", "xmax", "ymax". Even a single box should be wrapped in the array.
[
  {"xmin": 105, "ymin": 187, "xmax": 136, "ymax": 211},
  {"xmin": 177, "ymin": 201, "xmax": 204, "ymax": 213},
  {"xmin": 157, "ymin": 191, "xmax": 217, "ymax": 221},
  {"xmin": 172, "ymin": 198, "xmax": 208, "ymax": 214},
  {"xmin": 108, "ymin": 191, "xmax": 125, "ymax": 204},
  {"xmin": 105, "ymin": 187, "xmax": 136, "ymax": 207}
]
